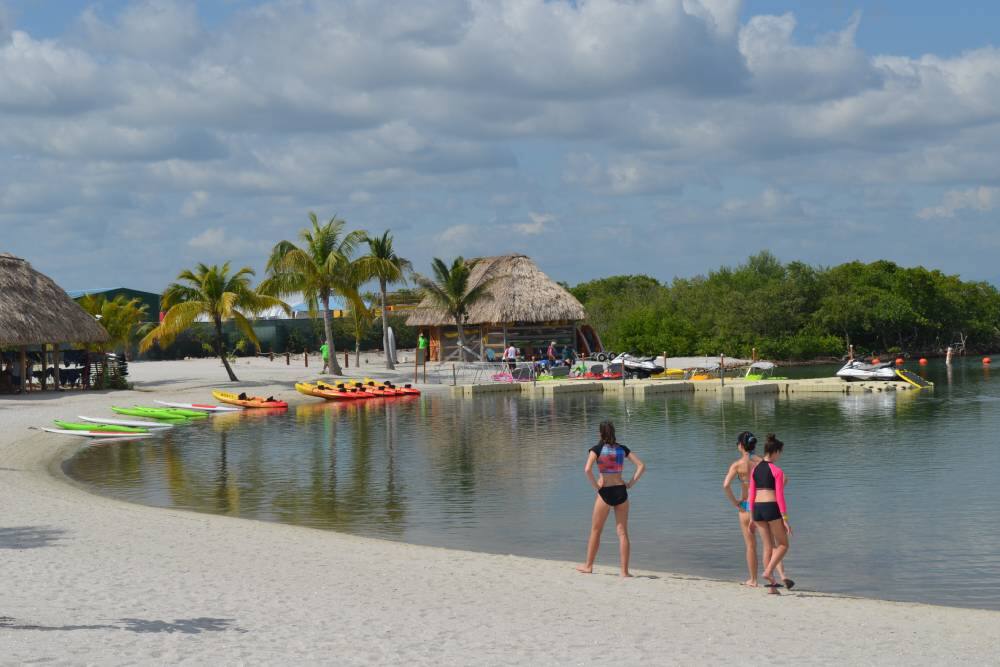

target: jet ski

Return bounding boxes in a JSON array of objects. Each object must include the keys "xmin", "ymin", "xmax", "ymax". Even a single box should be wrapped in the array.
[
  {"xmin": 610, "ymin": 353, "xmax": 665, "ymax": 379},
  {"xmin": 836, "ymin": 359, "xmax": 898, "ymax": 382}
]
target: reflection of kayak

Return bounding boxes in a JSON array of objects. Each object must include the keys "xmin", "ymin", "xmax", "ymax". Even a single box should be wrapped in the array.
[
  {"xmin": 54, "ymin": 420, "xmax": 148, "ymax": 434},
  {"xmin": 79, "ymin": 416, "xmax": 173, "ymax": 430},
  {"xmin": 296, "ymin": 382, "xmax": 370, "ymax": 401},
  {"xmin": 212, "ymin": 390, "xmax": 288, "ymax": 409},
  {"xmin": 42, "ymin": 427, "xmax": 152, "ymax": 439},
  {"xmin": 155, "ymin": 400, "xmax": 241, "ymax": 413}
]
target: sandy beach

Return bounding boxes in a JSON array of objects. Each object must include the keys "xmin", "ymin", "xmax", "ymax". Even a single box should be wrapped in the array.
[{"xmin": 2, "ymin": 357, "xmax": 999, "ymax": 665}]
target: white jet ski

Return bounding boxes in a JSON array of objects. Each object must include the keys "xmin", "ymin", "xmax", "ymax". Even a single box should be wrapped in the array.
[{"xmin": 836, "ymin": 360, "xmax": 898, "ymax": 382}]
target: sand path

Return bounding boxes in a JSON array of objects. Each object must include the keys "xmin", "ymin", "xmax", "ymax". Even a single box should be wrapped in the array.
[{"xmin": 2, "ymin": 358, "xmax": 998, "ymax": 664}]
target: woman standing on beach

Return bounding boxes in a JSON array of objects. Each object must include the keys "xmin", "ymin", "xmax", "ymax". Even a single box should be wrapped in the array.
[
  {"xmin": 723, "ymin": 432, "xmax": 792, "ymax": 588},
  {"xmin": 577, "ymin": 421, "xmax": 646, "ymax": 577},
  {"xmin": 748, "ymin": 434, "xmax": 793, "ymax": 590}
]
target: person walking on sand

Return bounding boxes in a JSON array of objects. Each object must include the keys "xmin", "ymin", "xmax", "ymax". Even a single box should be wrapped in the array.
[
  {"xmin": 417, "ymin": 332, "xmax": 428, "ymax": 363},
  {"xmin": 749, "ymin": 434, "xmax": 793, "ymax": 592},
  {"xmin": 722, "ymin": 431, "xmax": 792, "ymax": 589},
  {"xmin": 320, "ymin": 342, "xmax": 329, "ymax": 373},
  {"xmin": 577, "ymin": 421, "xmax": 646, "ymax": 577}
]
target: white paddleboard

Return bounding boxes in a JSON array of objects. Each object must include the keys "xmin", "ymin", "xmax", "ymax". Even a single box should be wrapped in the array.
[
  {"xmin": 79, "ymin": 416, "xmax": 174, "ymax": 430},
  {"xmin": 41, "ymin": 428, "xmax": 153, "ymax": 439},
  {"xmin": 387, "ymin": 326, "xmax": 397, "ymax": 365},
  {"xmin": 154, "ymin": 400, "xmax": 241, "ymax": 412}
]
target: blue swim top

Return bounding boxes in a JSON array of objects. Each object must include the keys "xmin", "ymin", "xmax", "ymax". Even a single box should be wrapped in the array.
[{"xmin": 589, "ymin": 443, "xmax": 631, "ymax": 475}]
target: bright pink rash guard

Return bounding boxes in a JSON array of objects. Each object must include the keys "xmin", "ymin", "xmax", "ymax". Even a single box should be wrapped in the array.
[{"xmin": 748, "ymin": 461, "xmax": 786, "ymax": 516}]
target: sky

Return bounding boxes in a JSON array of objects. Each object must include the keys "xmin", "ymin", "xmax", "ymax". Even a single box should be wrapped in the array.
[{"xmin": 1, "ymin": 0, "xmax": 999, "ymax": 292}]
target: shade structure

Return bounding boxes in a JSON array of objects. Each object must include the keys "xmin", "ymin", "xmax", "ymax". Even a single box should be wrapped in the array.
[
  {"xmin": 0, "ymin": 253, "xmax": 110, "ymax": 347},
  {"xmin": 405, "ymin": 254, "xmax": 586, "ymax": 327}
]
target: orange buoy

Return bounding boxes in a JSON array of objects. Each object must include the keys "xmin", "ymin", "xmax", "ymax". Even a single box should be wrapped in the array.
[
  {"xmin": 919, "ymin": 358, "xmax": 928, "ymax": 365},
  {"xmin": 984, "ymin": 357, "xmax": 992, "ymax": 365},
  {"xmin": 895, "ymin": 357, "xmax": 904, "ymax": 365},
  {"xmin": 871, "ymin": 357, "xmax": 880, "ymax": 364}
]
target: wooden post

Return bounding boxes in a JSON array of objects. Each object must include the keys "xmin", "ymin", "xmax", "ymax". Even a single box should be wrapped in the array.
[
  {"xmin": 269, "ymin": 351, "xmax": 274, "ymax": 362},
  {"xmin": 286, "ymin": 351, "xmax": 290, "ymax": 365},
  {"xmin": 19, "ymin": 346, "xmax": 28, "ymax": 394},
  {"xmin": 752, "ymin": 347, "xmax": 757, "ymax": 362},
  {"xmin": 720, "ymin": 353, "xmax": 725, "ymax": 387},
  {"xmin": 414, "ymin": 348, "xmax": 419, "ymax": 385},
  {"xmin": 53, "ymin": 345, "xmax": 61, "ymax": 389},
  {"xmin": 452, "ymin": 363, "xmax": 457, "ymax": 386},
  {"xmin": 41, "ymin": 344, "xmax": 49, "ymax": 390},
  {"xmin": 304, "ymin": 350, "xmax": 308, "ymax": 367},
  {"xmin": 344, "ymin": 350, "xmax": 349, "ymax": 369},
  {"xmin": 423, "ymin": 354, "xmax": 427, "ymax": 383}
]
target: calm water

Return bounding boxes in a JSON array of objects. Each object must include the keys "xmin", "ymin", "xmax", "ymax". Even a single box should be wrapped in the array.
[{"xmin": 66, "ymin": 360, "xmax": 1000, "ymax": 609}]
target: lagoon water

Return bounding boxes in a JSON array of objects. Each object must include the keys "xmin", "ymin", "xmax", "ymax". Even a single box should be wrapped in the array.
[{"xmin": 66, "ymin": 360, "xmax": 1000, "ymax": 609}]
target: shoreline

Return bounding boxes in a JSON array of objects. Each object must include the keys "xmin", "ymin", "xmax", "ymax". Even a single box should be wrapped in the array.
[{"xmin": 3, "ymin": 358, "xmax": 1000, "ymax": 663}]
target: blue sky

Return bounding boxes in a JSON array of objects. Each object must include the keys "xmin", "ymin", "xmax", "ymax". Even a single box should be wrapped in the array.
[{"xmin": 1, "ymin": 0, "xmax": 999, "ymax": 292}]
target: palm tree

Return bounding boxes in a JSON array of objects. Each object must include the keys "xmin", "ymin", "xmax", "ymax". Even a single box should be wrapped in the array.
[
  {"xmin": 139, "ymin": 262, "xmax": 288, "ymax": 381},
  {"xmin": 413, "ymin": 257, "xmax": 494, "ymax": 362},
  {"xmin": 355, "ymin": 231, "xmax": 411, "ymax": 370},
  {"xmin": 261, "ymin": 213, "xmax": 366, "ymax": 376},
  {"xmin": 78, "ymin": 294, "xmax": 155, "ymax": 360}
]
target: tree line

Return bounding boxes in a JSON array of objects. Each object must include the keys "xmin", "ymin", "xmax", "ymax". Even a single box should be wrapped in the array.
[{"xmin": 569, "ymin": 252, "xmax": 1000, "ymax": 361}]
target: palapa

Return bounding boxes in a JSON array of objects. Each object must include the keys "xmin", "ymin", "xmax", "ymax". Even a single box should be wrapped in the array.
[
  {"xmin": 0, "ymin": 253, "xmax": 110, "ymax": 346},
  {"xmin": 406, "ymin": 254, "xmax": 586, "ymax": 326}
]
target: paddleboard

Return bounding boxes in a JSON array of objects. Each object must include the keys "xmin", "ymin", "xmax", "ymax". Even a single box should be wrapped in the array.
[
  {"xmin": 155, "ymin": 400, "xmax": 241, "ymax": 413},
  {"xmin": 387, "ymin": 326, "xmax": 397, "ymax": 365},
  {"xmin": 79, "ymin": 416, "xmax": 174, "ymax": 430},
  {"xmin": 54, "ymin": 420, "xmax": 148, "ymax": 434}
]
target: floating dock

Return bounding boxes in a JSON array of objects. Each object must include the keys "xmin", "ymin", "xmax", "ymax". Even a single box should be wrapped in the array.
[{"xmin": 451, "ymin": 377, "xmax": 929, "ymax": 399}]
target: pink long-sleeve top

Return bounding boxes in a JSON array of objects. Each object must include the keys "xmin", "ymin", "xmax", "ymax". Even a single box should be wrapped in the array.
[{"xmin": 748, "ymin": 461, "xmax": 787, "ymax": 515}]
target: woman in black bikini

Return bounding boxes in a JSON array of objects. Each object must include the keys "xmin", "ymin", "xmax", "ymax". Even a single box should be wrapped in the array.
[{"xmin": 576, "ymin": 421, "xmax": 646, "ymax": 577}]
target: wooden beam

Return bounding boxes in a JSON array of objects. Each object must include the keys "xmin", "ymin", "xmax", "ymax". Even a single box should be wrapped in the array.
[
  {"xmin": 53, "ymin": 346, "xmax": 61, "ymax": 389},
  {"xmin": 19, "ymin": 346, "xmax": 27, "ymax": 394},
  {"xmin": 41, "ymin": 344, "xmax": 49, "ymax": 390}
]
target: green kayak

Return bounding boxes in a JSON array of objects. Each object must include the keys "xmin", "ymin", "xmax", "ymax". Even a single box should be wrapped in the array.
[
  {"xmin": 111, "ymin": 406, "xmax": 193, "ymax": 422},
  {"xmin": 136, "ymin": 405, "xmax": 208, "ymax": 418},
  {"xmin": 54, "ymin": 420, "xmax": 149, "ymax": 433}
]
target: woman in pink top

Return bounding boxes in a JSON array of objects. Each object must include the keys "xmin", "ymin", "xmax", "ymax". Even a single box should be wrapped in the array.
[
  {"xmin": 748, "ymin": 434, "xmax": 793, "ymax": 591},
  {"xmin": 576, "ymin": 421, "xmax": 646, "ymax": 577}
]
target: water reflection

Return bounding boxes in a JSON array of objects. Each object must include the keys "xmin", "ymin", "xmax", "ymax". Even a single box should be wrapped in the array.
[{"xmin": 65, "ymin": 360, "xmax": 1000, "ymax": 610}]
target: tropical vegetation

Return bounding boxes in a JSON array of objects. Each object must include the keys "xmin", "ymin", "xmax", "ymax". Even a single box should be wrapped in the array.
[
  {"xmin": 78, "ymin": 293, "xmax": 154, "ymax": 360},
  {"xmin": 261, "ymin": 213, "xmax": 366, "ymax": 376},
  {"xmin": 569, "ymin": 252, "xmax": 1000, "ymax": 360},
  {"xmin": 356, "ymin": 230, "xmax": 411, "ymax": 370},
  {"xmin": 413, "ymin": 257, "xmax": 494, "ymax": 361},
  {"xmin": 139, "ymin": 262, "xmax": 288, "ymax": 381}
]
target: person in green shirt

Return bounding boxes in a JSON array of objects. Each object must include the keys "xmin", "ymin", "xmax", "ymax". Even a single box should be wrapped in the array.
[
  {"xmin": 417, "ymin": 333, "xmax": 427, "ymax": 363},
  {"xmin": 320, "ymin": 343, "xmax": 329, "ymax": 373}
]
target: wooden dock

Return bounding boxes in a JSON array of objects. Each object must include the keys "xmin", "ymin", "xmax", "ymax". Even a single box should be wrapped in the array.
[{"xmin": 450, "ymin": 377, "xmax": 929, "ymax": 399}]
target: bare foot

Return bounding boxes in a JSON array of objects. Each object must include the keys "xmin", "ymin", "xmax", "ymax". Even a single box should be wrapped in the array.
[
  {"xmin": 743, "ymin": 579, "xmax": 759, "ymax": 587},
  {"xmin": 763, "ymin": 571, "xmax": 778, "ymax": 588},
  {"xmin": 576, "ymin": 564, "xmax": 593, "ymax": 574},
  {"xmin": 621, "ymin": 571, "xmax": 633, "ymax": 578}
]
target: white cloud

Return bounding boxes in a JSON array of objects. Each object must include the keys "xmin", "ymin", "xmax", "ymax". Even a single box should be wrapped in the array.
[
  {"xmin": 918, "ymin": 187, "xmax": 998, "ymax": 219},
  {"xmin": 188, "ymin": 227, "xmax": 225, "ymax": 249},
  {"xmin": 181, "ymin": 190, "xmax": 208, "ymax": 217},
  {"xmin": 514, "ymin": 212, "xmax": 553, "ymax": 235}
]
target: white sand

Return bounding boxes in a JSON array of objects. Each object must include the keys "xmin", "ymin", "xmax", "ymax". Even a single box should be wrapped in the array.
[{"xmin": 2, "ymin": 357, "xmax": 999, "ymax": 665}]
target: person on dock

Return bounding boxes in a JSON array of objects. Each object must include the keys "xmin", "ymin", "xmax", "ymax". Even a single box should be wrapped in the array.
[
  {"xmin": 577, "ymin": 421, "xmax": 646, "ymax": 577},
  {"xmin": 503, "ymin": 343, "xmax": 517, "ymax": 370},
  {"xmin": 749, "ymin": 434, "xmax": 793, "ymax": 592},
  {"xmin": 722, "ymin": 431, "xmax": 791, "ymax": 589},
  {"xmin": 417, "ymin": 332, "xmax": 427, "ymax": 363}
]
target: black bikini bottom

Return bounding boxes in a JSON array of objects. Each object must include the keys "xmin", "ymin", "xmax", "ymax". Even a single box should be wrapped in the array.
[
  {"xmin": 598, "ymin": 485, "xmax": 628, "ymax": 506},
  {"xmin": 752, "ymin": 501, "xmax": 781, "ymax": 522}
]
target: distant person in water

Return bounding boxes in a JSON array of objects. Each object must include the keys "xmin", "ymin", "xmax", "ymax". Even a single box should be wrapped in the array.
[
  {"xmin": 722, "ymin": 431, "xmax": 791, "ymax": 589},
  {"xmin": 577, "ymin": 421, "xmax": 646, "ymax": 577},
  {"xmin": 749, "ymin": 434, "xmax": 793, "ymax": 592}
]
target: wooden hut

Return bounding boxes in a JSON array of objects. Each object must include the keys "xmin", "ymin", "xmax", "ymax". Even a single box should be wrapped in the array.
[
  {"xmin": 0, "ymin": 253, "xmax": 109, "ymax": 392},
  {"xmin": 406, "ymin": 254, "xmax": 600, "ymax": 362}
]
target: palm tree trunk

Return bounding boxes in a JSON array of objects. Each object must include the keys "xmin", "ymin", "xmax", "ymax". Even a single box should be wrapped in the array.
[
  {"xmin": 322, "ymin": 294, "xmax": 342, "ymax": 375},
  {"xmin": 455, "ymin": 315, "xmax": 467, "ymax": 362},
  {"xmin": 215, "ymin": 319, "xmax": 239, "ymax": 382},
  {"xmin": 355, "ymin": 336, "xmax": 361, "ymax": 368},
  {"xmin": 381, "ymin": 278, "xmax": 394, "ymax": 370}
]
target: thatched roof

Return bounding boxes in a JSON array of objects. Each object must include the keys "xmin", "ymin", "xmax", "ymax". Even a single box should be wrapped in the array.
[
  {"xmin": 406, "ymin": 254, "xmax": 586, "ymax": 326},
  {"xmin": 0, "ymin": 253, "xmax": 110, "ymax": 346}
]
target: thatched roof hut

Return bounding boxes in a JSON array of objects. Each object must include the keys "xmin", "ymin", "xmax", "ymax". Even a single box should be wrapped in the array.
[
  {"xmin": 0, "ymin": 253, "xmax": 109, "ymax": 347},
  {"xmin": 406, "ymin": 254, "xmax": 596, "ymax": 362},
  {"xmin": 406, "ymin": 254, "xmax": 586, "ymax": 326}
]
